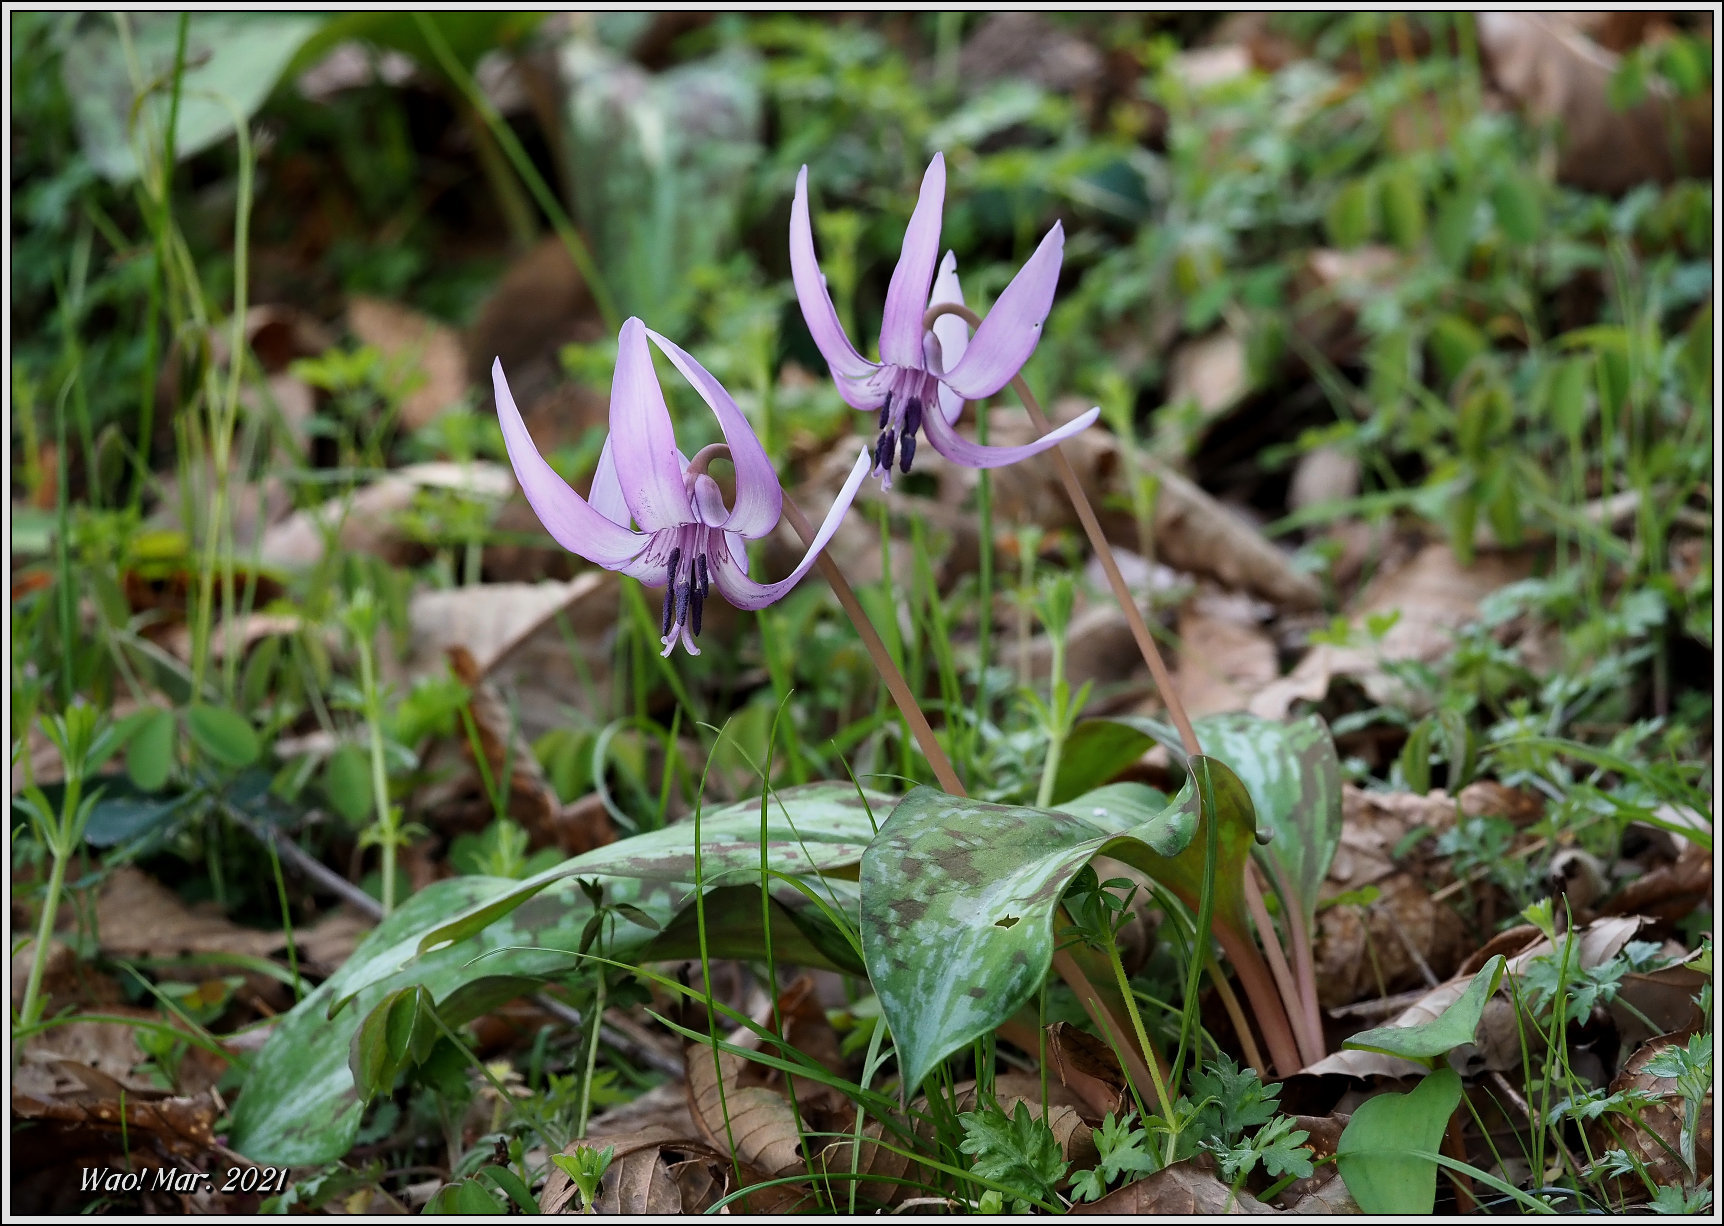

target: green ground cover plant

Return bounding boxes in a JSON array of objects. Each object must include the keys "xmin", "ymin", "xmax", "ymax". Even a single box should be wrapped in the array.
[{"xmin": 9, "ymin": 11, "xmax": 1713, "ymax": 1216}]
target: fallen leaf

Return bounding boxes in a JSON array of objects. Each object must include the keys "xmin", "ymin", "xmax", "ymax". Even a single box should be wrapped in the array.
[
  {"xmin": 960, "ymin": 403, "xmax": 1323, "ymax": 609},
  {"xmin": 95, "ymin": 867, "xmax": 285, "ymax": 962},
  {"xmin": 1070, "ymin": 1157, "xmax": 1276, "ymax": 1214},
  {"xmin": 257, "ymin": 461, "xmax": 513, "ymax": 570},
  {"xmin": 1478, "ymin": 13, "xmax": 1712, "ymax": 194},
  {"xmin": 347, "ymin": 296, "xmax": 468, "ymax": 433},
  {"xmin": 1603, "ymin": 840, "xmax": 1712, "ymax": 924},
  {"xmin": 1303, "ymin": 917, "xmax": 1645, "ymax": 1078},
  {"xmin": 394, "ymin": 572, "xmax": 618, "ymax": 744},
  {"xmin": 956, "ymin": 12, "xmax": 1105, "ymax": 96},
  {"xmin": 1587, "ymin": 1027, "xmax": 1713, "ymax": 1192},
  {"xmin": 1251, "ymin": 543, "xmax": 1532, "ymax": 719},
  {"xmin": 684, "ymin": 1043, "xmax": 806, "ymax": 1180},
  {"xmin": 1160, "ymin": 328, "xmax": 1252, "ymax": 454},
  {"xmin": 1174, "ymin": 588, "xmax": 1279, "ymax": 717},
  {"xmin": 539, "ymin": 1125, "xmax": 708, "ymax": 1214}
]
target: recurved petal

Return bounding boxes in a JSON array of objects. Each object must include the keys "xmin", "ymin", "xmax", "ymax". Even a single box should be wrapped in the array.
[
  {"xmin": 879, "ymin": 153, "xmax": 947, "ymax": 368},
  {"xmin": 609, "ymin": 318, "xmax": 694, "ymax": 532},
  {"xmin": 921, "ymin": 395, "xmax": 1100, "ymax": 470},
  {"xmin": 928, "ymin": 251, "xmax": 970, "ymax": 424},
  {"xmin": 644, "ymin": 327, "xmax": 783, "ymax": 540},
  {"xmin": 710, "ymin": 446, "xmax": 871, "ymax": 610},
  {"xmin": 940, "ymin": 221, "xmax": 1064, "ymax": 401},
  {"xmin": 493, "ymin": 358, "xmax": 650, "ymax": 568},
  {"xmin": 791, "ymin": 165, "xmax": 877, "ymax": 383}
]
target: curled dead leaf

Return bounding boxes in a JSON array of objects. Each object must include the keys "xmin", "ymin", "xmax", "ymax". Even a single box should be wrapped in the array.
[{"xmin": 1069, "ymin": 1157, "xmax": 1276, "ymax": 1214}]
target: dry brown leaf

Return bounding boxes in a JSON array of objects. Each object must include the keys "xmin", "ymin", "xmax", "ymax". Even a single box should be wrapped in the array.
[
  {"xmin": 1293, "ymin": 246, "xmax": 1405, "ymax": 364},
  {"xmin": 1174, "ymin": 589, "xmax": 1279, "ymax": 717},
  {"xmin": 1304, "ymin": 917, "xmax": 1645, "ymax": 1078},
  {"xmin": 11, "ymin": 1088, "xmax": 219, "ymax": 1158},
  {"xmin": 1170, "ymin": 43, "xmax": 1254, "ymax": 90},
  {"xmin": 1478, "ymin": 13, "xmax": 1711, "ymax": 194},
  {"xmin": 1252, "ymin": 543, "xmax": 1533, "ymax": 720},
  {"xmin": 95, "ymin": 867, "xmax": 285, "ymax": 962},
  {"xmin": 1161, "ymin": 328, "xmax": 1251, "ymax": 450},
  {"xmin": 347, "ymin": 296, "xmax": 468, "ymax": 433},
  {"xmin": 425, "ymin": 645, "xmax": 570, "ymax": 851},
  {"xmin": 1070, "ymin": 1158, "xmax": 1276, "ymax": 1214},
  {"xmin": 684, "ymin": 1045, "xmax": 807, "ymax": 1179},
  {"xmin": 1588, "ymin": 1027, "xmax": 1713, "ymax": 1192},
  {"xmin": 258, "ymin": 462, "xmax": 513, "ymax": 570},
  {"xmin": 1603, "ymin": 840, "xmax": 1712, "ymax": 924},
  {"xmin": 539, "ymin": 1125, "xmax": 711, "ymax": 1214},
  {"xmin": 1047, "ymin": 1020, "xmax": 1130, "ymax": 1119},
  {"xmin": 1287, "ymin": 445, "xmax": 1362, "ymax": 516},
  {"xmin": 1313, "ymin": 872, "xmax": 1467, "ymax": 1012},
  {"xmin": 1283, "ymin": 1170, "xmax": 1361, "ymax": 1213},
  {"xmin": 957, "ymin": 12, "xmax": 1105, "ymax": 95},
  {"xmin": 395, "ymin": 573, "xmax": 618, "ymax": 743},
  {"xmin": 958, "ymin": 404, "xmax": 1323, "ymax": 609}
]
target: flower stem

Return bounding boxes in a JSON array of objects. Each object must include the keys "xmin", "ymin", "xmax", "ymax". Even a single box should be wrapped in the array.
[
  {"xmin": 779, "ymin": 495, "xmax": 965, "ymax": 797},
  {"xmin": 922, "ymin": 303, "xmax": 1202, "ymax": 759}
]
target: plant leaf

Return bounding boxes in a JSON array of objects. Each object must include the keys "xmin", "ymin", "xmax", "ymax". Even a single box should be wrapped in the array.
[
  {"xmin": 1336, "ymin": 1068, "xmax": 1461, "ymax": 1214},
  {"xmin": 1344, "ymin": 955, "xmax": 1506, "ymax": 1062},
  {"xmin": 1189, "ymin": 712, "xmax": 1343, "ymax": 937},
  {"xmin": 228, "ymin": 784, "xmax": 884, "ymax": 1165},
  {"xmin": 862, "ymin": 760, "xmax": 1256, "ymax": 1092},
  {"xmin": 185, "ymin": 703, "xmax": 261, "ymax": 770},
  {"xmin": 124, "ymin": 705, "xmax": 176, "ymax": 792}
]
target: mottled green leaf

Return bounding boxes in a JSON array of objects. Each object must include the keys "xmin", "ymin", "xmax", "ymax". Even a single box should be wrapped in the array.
[
  {"xmin": 1337, "ymin": 1068, "xmax": 1462, "ymax": 1214},
  {"xmin": 62, "ymin": 12, "xmax": 325, "ymax": 183},
  {"xmin": 1186, "ymin": 713, "xmax": 1342, "ymax": 939},
  {"xmin": 417, "ymin": 782, "xmax": 883, "ymax": 955},
  {"xmin": 862, "ymin": 760, "xmax": 1257, "ymax": 1092},
  {"xmin": 228, "ymin": 784, "xmax": 883, "ymax": 1165},
  {"xmin": 1344, "ymin": 956, "xmax": 1506, "ymax": 1062}
]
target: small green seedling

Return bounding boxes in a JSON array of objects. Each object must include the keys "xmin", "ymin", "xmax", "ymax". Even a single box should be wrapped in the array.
[{"xmin": 550, "ymin": 1145, "xmax": 615, "ymax": 1214}]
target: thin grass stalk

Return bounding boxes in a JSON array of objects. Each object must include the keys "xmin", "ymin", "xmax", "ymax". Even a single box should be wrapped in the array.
[{"xmin": 131, "ymin": 12, "xmax": 190, "ymax": 515}]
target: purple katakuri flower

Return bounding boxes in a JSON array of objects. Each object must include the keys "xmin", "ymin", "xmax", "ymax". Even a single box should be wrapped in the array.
[
  {"xmin": 792, "ymin": 152, "xmax": 1100, "ymax": 488},
  {"xmin": 495, "ymin": 317, "xmax": 871, "ymax": 657}
]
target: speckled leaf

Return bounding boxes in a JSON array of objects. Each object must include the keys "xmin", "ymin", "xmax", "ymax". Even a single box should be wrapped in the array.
[
  {"xmin": 862, "ymin": 760, "xmax": 1256, "ymax": 1092},
  {"xmin": 1191, "ymin": 712, "xmax": 1342, "ymax": 935},
  {"xmin": 1060, "ymin": 760, "xmax": 1261, "ymax": 957},
  {"xmin": 418, "ymin": 782, "xmax": 884, "ymax": 955},
  {"xmin": 229, "ymin": 784, "xmax": 884, "ymax": 1165}
]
